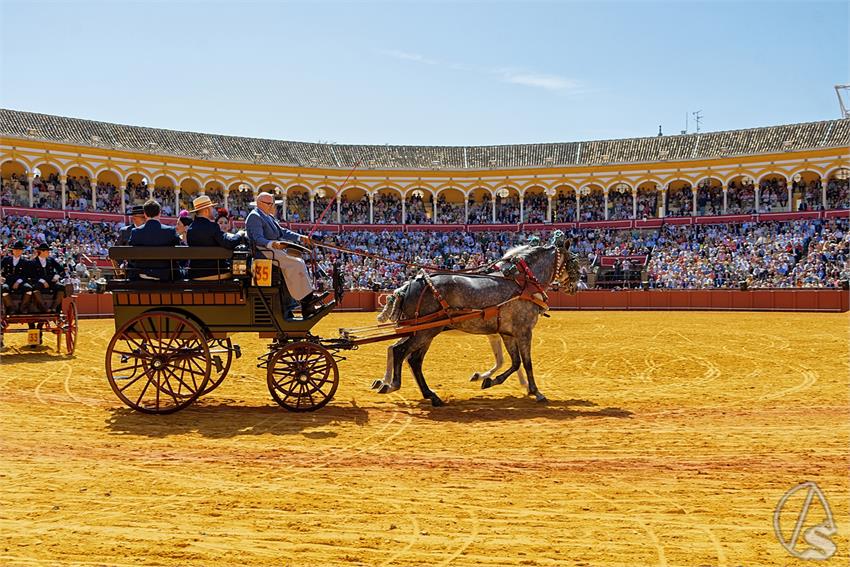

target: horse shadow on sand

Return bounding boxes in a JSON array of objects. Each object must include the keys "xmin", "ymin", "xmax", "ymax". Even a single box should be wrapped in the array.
[
  {"xmin": 104, "ymin": 399, "xmax": 370, "ymax": 439},
  {"xmin": 415, "ymin": 395, "xmax": 633, "ymax": 423}
]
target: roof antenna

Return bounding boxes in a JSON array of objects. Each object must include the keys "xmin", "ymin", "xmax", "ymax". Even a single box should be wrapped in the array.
[
  {"xmin": 835, "ymin": 84, "xmax": 850, "ymax": 118},
  {"xmin": 692, "ymin": 110, "xmax": 703, "ymax": 133},
  {"xmin": 657, "ymin": 125, "xmax": 663, "ymax": 137}
]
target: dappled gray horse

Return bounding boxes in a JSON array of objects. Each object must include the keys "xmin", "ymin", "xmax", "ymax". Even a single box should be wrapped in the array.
[{"xmin": 373, "ymin": 233, "xmax": 579, "ymax": 406}]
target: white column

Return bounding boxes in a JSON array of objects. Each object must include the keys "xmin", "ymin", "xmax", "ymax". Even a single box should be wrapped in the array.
[
  {"xmin": 147, "ymin": 183, "xmax": 153, "ymax": 200},
  {"xmin": 119, "ymin": 184, "xmax": 126, "ymax": 214},
  {"xmin": 659, "ymin": 188, "xmax": 667, "ymax": 217},
  {"xmin": 281, "ymin": 195, "xmax": 287, "ymax": 221},
  {"xmin": 722, "ymin": 185, "xmax": 728, "ymax": 214},
  {"xmin": 92, "ymin": 181, "xmax": 98, "ymax": 211},
  {"xmin": 822, "ymin": 179, "xmax": 828, "ymax": 210},
  {"xmin": 755, "ymin": 184, "xmax": 760, "ymax": 213},
  {"xmin": 547, "ymin": 196, "xmax": 553, "ymax": 223},
  {"xmin": 787, "ymin": 183, "xmax": 792, "ymax": 212},
  {"xmin": 491, "ymin": 197, "xmax": 496, "ymax": 223},
  {"xmin": 603, "ymin": 190, "xmax": 609, "ymax": 220},
  {"xmin": 402, "ymin": 198, "xmax": 407, "ymax": 225},
  {"xmin": 174, "ymin": 188, "xmax": 180, "ymax": 215},
  {"xmin": 692, "ymin": 186, "xmax": 697, "ymax": 216},
  {"xmin": 632, "ymin": 190, "xmax": 637, "ymax": 219},
  {"xmin": 519, "ymin": 193, "xmax": 525, "ymax": 223},
  {"xmin": 336, "ymin": 194, "xmax": 341, "ymax": 223},
  {"xmin": 464, "ymin": 196, "xmax": 469, "ymax": 224},
  {"xmin": 224, "ymin": 189, "xmax": 230, "ymax": 211},
  {"xmin": 576, "ymin": 193, "xmax": 581, "ymax": 221},
  {"xmin": 310, "ymin": 194, "xmax": 315, "ymax": 222},
  {"xmin": 369, "ymin": 194, "xmax": 374, "ymax": 224},
  {"xmin": 60, "ymin": 176, "xmax": 67, "ymax": 210},
  {"xmin": 433, "ymin": 195, "xmax": 439, "ymax": 223}
]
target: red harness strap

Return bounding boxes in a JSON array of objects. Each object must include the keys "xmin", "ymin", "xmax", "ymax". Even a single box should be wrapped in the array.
[{"xmin": 515, "ymin": 258, "xmax": 549, "ymax": 302}]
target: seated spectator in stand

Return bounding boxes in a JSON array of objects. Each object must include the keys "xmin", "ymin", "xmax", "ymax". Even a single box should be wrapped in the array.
[
  {"xmin": 186, "ymin": 195, "xmax": 244, "ymax": 279},
  {"xmin": 128, "ymin": 200, "xmax": 181, "ymax": 281}
]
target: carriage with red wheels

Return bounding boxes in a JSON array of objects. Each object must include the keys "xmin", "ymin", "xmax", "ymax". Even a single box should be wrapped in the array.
[
  {"xmin": 0, "ymin": 284, "xmax": 78, "ymax": 355},
  {"xmin": 105, "ymin": 245, "xmax": 349, "ymax": 414}
]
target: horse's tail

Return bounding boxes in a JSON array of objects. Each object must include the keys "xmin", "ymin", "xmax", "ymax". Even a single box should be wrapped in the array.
[{"xmin": 377, "ymin": 281, "xmax": 410, "ymax": 323}]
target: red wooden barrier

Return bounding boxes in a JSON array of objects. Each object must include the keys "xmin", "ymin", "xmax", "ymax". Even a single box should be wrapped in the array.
[{"xmin": 70, "ymin": 288, "xmax": 849, "ymax": 318}]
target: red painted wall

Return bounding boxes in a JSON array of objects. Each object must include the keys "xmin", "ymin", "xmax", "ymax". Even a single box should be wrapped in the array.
[{"xmin": 74, "ymin": 289, "xmax": 848, "ymax": 317}]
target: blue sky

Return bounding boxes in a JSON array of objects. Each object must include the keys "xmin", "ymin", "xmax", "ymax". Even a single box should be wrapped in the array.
[{"xmin": 1, "ymin": 0, "xmax": 847, "ymax": 145}]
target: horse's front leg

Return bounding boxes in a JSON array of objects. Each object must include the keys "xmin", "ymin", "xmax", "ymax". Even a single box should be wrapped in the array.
[
  {"xmin": 373, "ymin": 337, "xmax": 408, "ymax": 394},
  {"xmin": 518, "ymin": 333, "xmax": 546, "ymax": 403},
  {"xmin": 481, "ymin": 335, "xmax": 520, "ymax": 390},
  {"xmin": 470, "ymin": 335, "xmax": 504, "ymax": 382}
]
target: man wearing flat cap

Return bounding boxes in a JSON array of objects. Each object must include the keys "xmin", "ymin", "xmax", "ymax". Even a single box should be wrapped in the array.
[
  {"xmin": 1, "ymin": 240, "xmax": 34, "ymax": 314},
  {"xmin": 29, "ymin": 242, "xmax": 66, "ymax": 313},
  {"xmin": 246, "ymin": 191, "xmax": 326, "ymax": 317},
  {"xmin": 186, "ymin": 195, "xmax": 245, "ymax": 279}
]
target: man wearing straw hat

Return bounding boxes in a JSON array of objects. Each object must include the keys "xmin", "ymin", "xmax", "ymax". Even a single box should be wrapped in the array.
[
  {"xmin": 245, "ymin": 191, "xmax": 326, "ymax": 317},
  {"xmin": 186, "ymin": 194, "xmax": 244, "ymax": 279}
]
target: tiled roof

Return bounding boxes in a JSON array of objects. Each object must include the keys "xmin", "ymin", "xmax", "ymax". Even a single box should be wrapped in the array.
[{"xmin": 2, "ymin": 108, "xmax": 848, "ymax": 170}]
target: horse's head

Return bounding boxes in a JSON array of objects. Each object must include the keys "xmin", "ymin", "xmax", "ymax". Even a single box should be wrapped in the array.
[{"xmin": 550, "ymin": 230, "xmax": 580, "ymax": 295}]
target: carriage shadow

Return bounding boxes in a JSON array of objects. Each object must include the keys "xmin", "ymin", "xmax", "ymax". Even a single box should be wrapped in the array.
[
  {"xmin": 418, "ymin": 396, "xmax": 632, "ymax": 422},
  {"xmin": 104, "ymin": 400, "xmax": 370, "ymax": 439}
]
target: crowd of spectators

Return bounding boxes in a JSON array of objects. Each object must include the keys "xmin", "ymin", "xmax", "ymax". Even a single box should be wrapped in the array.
[
  {"xmin": 286, "ymin": 191, "xmax": 310, "ymax": 222},
  {"xmin": 496, "ymin": 195, "xmax": 521, "ymax": 224},
  {"xmin": 405, "ymin": 193, "xmax": 430, "ymax": 224},
  {"xmin": 524, "ymin": 193, "xmax": 548, "ymax": 223},
  {"xmin": 826, "ymin": 178, "xmax": 849, "ymax": 210},
  {"xmin": 607, "ymin": 190, "xmax": 632, "ymax": 220},
  {"xmin": 758, "ymin": 178, "xmax": 788, "ymax": 213},
  {"xmin": 553, "ymin": 193, "xmax": 577, "ymax": 223},
  {"xmin": 647, "ymin": 219, "xmax": 848, "ymax": 288},
  {"xmin": 436, "ymin": 195, "xmax": 465, "ymax": 224},
  {"xmin": 696, "ymin": 185, "xmax": 723, "ymax": 216},
  {"xmin": 373, "ymin": 193, "xmax": 402, "ymax": 224},
  {"xmin": 467, "ymin": 194, "xmax": 492, "ymax": 224},
  {"xmin": 636, "ymin": 189, "xmax": 658, "ymax": 219},
  {"xmin": 665, "ymin": 186, "xmax": 693, "ymax": 217},
  {"xmin": 579, "ymin": 191, "xmax": 605, "ymax": 221},
  {"xmin": 340, "ymin": 194, "xmax": 370, "ymax": 224},
  {"xmin": 32, "ymin": 174, "xmax": 62, "ymax": 209},
  {"xmin": 125, "ymin": 179, "xmax": 149, "ymax": 208}
]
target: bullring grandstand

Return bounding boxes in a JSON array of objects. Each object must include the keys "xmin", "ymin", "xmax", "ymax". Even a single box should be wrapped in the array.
[{"xmin": 2, "ymin": 109, "xmax": 848, "ymax": 295}]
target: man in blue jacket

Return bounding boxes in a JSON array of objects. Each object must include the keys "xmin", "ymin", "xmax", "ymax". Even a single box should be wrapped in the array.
[
  {"xmin": 186, "ymin": 195, "xmax": 244, "ymax": 279},
  {"xmin": 245, "ymin": 192, "xmax": 325, "ymax": 316},
  {"xmin": 128, "ymin": 200, "xmax": 181, "ymax": 280}
]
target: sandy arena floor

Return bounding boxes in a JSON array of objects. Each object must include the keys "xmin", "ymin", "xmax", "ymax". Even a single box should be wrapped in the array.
[{"xmin": 0, "ymin": 311, "xmax": 848, "ymax": 566}]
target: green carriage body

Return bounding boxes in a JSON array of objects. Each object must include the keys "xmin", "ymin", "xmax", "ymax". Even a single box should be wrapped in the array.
[{"xmin": 104, "ymin": 246, "xmax": 341, "ymax": 414}]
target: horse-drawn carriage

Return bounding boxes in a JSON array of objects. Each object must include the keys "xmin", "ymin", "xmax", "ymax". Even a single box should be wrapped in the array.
[
  {"xmin": 105, "ymin": 245, "xmax": 348, "ymax": 414},
  {"xmin": 0, "ymin": 285, "xmax": 78, "ymax": 354},
  {"xmin": 104, "ymin": 232, "xmax": 579, "ymax": 414}
]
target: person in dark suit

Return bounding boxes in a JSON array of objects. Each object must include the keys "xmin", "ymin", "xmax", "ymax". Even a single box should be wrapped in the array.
[
  {"xmin": 2, "ymin": 240, "xmax": 34, "ymax": 314},
  {"xmin": 186, "ymin": 195, "xmax": 244, "ymax": 279},
  {"xmin": 128, "ymin": 200, "xmax": 181, "ymax": 281},
  {"xmin": 29, "ymin": 242, "xmax": 66, "ymax": 313},
  {"xmin": 116, "ymin": 205, "xmax": 147, "ymax": 246}
]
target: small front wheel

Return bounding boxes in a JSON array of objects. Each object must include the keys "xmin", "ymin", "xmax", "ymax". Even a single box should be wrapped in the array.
[{"xmin": 267, "ymin": 341, "xmax": 339, "ymax": 412}]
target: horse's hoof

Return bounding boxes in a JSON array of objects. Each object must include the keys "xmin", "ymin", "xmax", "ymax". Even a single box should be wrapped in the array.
[
  {"xmin": 430, "ymin": 395, "xmax": 444, "ymax": 407},
  {"xmin": 535, "ymin": 393, "xmax": 548, "ymax": 403},
  {"xmin": 371, "ymin": 379, "xmax": 384, "ymax": 390},
  {"xmin": 481, "ymin": 377, "xmax": 493, "ymax": 389},
  {"xmin": 469, "ymin": 372, "xmax": 480, "ymax": 382},
  {"xmin": 378, "ymin": 383, "xmax": 400, "ymax": 394}
]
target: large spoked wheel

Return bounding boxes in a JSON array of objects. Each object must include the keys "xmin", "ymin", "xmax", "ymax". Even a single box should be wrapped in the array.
[
  {"xmin": 200, "ymin": 338, "xmax": 234, "ymax": 396},
  {"xmin": 105, "ymin": 311, "xmax": 211, "ymax": 414},
  {"xmin": 63, "ymin": 300, "xmax": 78, "ymax": 355},
  {"xmin": 267, "ymin": 341, "xmax": 339, "ymax": 412}
]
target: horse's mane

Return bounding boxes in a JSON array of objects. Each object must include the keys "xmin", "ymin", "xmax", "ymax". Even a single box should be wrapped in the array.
[{"xmin": 500, "ymin": 244, "xmax": 549, "ymax": 263}]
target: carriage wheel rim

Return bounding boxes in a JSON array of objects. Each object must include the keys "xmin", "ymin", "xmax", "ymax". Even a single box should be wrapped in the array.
[
  {"xmin": 267, "ymin": 342, "xmax": 339, "ymax": 412},
  {"xmin": 105, "ymin": 311, "xmax": 211, "ymax": 414}
]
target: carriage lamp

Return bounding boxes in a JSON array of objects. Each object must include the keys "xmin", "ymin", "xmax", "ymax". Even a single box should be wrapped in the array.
[{"xmin": 232, "ymin": 250, "xmax": 250, "ymax": 276}]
